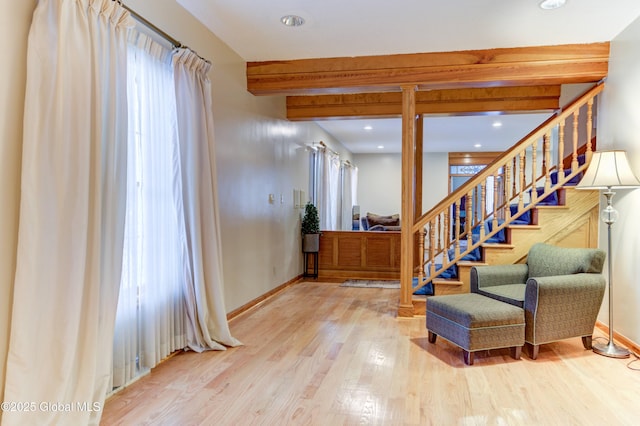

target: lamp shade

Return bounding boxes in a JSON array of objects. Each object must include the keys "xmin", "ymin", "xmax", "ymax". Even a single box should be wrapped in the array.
[{"xmin": 576, "ymin": 150, "xmax": 640, "ymax": 189}]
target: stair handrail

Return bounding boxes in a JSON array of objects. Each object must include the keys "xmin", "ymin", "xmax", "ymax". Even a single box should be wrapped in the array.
[{"xmin": 411, "ymin": 82, "xmax": 604, "ymax": 290}]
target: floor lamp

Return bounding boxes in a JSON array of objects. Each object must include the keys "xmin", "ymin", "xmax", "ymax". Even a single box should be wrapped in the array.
[{"xmin": 576, "ymin": 150, "xmax": 640, "ymax": 358}]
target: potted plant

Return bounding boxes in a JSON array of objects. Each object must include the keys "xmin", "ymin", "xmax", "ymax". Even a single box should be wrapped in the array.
[{"xmin": 301, "ymin": 201, "xmax": 320, "ymax": 253}]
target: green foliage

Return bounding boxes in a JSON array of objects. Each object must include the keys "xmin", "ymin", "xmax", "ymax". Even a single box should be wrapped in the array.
[{"xmin": 301, "ymin": 202, "xmax": 320, "ymax": 234}]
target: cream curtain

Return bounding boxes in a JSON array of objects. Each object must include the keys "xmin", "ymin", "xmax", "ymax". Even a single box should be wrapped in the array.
[
  {"xmin": 172, "ymin": 49, "xmax": 241, "ymax": 351},
  {"xmin": 319, "ymin": 148, "xmax": 341, "ymax": 230},
  {"xmin": 3, "ymin": 1, "xmax": 131, "ymax": 424},
  {"xmin": 111, "ymin": 31, "xmax": 187, "ymax": 390},
  {"xmin": 340, "ymin": 163, "xmax": 358, "ymax": 230},
  {"xmin": 310, "ymin": 148, "xmax": 324, "ymax": 211}
]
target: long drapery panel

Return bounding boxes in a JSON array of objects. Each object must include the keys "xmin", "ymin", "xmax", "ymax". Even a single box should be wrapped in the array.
[
  {"xmin": 319, "ymin": 148, "xmax": 341, "ymax": 230},
  {"xmin": 3, "ymin": 1, "xmax": 131, "ymax": 424},
  {"xmin": 340, "ymin": 162, "xmax": 358, "ymax": 230},
  {"xmin": 172, "ymin": 49, "xmax": 241, "ymax": 351},
  {"xmin": 310, "ymin": 146, "xmax": 349, "ymax": 231},
  {"xmin": 111, "ymin": 31, "xmax": 187, "ymax": 390}
]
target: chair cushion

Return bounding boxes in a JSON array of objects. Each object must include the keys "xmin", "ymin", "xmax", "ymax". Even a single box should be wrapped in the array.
[
  {"xmin": 426, "ymin": 294, "xmax": 525, "ymax": 354},
  {"xmin": 527, "ymin": 243, "xmax": 606, "ymax": 278},
  {"xmin": 368, "ymin": 224, "xmax": 401, "ymax": 232},
  {"xmin": 427, "ymin": 293, "xmax": 524, "ymax": 328},
  {"xmin": 476, "ymin": 284, "xmax": 526, "ymax": 308}
]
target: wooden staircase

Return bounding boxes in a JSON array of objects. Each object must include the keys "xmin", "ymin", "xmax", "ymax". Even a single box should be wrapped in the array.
[
  {"xmin": 405, "ymin": 83, "xmax": 605, "ymax": 316},
  {"xmin": 412, "ymin": 187, "xmax": 600, "ymax": 315}
]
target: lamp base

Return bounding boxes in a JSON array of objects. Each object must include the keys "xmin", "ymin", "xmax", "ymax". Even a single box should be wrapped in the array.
[{"xmin": 592, "ymin": 341, "xmax": 630, "ymax": 358}]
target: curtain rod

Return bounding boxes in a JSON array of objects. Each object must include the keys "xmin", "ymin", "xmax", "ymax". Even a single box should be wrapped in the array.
[
  {"xmin": 118, "ymin": 2, "xmax": 180, "ymax": 47},
  {"xmin": 318, "ymin": 141, "xmax": 339, "ymax": 156},
  {"xmin": 118, "ymin": 1, "xmax": 210, "ymax": 64}
]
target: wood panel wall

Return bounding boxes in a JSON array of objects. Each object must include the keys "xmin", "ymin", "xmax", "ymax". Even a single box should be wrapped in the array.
[{"xmin": 318, "ymin": 231, "xmax": 401, "ymax": 280}]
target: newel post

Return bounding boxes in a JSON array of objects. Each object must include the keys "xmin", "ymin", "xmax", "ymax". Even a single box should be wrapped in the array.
[{"xmin": 399, "ymin": 85, "xmax": 417, "ymax": 317}]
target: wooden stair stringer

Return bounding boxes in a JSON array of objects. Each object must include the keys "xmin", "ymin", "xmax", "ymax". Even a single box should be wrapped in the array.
[
  {"xmin": 482, "ymin": 187, "xmax": 600, "ymax": 265},
  {"xmin": 543, "ymin": 205, "xmax": 600, "ymax": 248},
  {"xmin": 531, "ymin": 187, "xmax": 600, "ymax": 246}
]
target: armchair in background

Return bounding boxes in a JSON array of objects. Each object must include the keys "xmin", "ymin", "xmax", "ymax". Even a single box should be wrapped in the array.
[
  {"xmin": 470, "ymin": 243, "xmax": 606, "ymax": 359},
  {"xmin": 360, "ymin": 212, "xmax": 401, "ymax": 231}
]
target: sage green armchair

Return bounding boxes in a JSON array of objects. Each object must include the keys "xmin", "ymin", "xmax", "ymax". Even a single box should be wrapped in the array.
[{"xmin": 470, "ymin": 243, "xmax": 606, "ymax": 359}]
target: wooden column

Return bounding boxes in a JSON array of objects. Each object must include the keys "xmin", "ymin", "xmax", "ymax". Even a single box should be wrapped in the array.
[
  {"xmin": 413, "ymin": 116, "xmax": 424, "ymax": 271},
  {"xmin": 399, "ymin": 85, "xmax": 417, "ymax": 317},
  {"xmin": 415, "ymin": 115, "xmax": 424, "ymax": 219}
]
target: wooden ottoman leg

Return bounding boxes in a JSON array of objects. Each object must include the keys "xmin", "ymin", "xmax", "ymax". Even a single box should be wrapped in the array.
[
  {"xmin": 463, "ymin": 350, "xmax": 474, "ymax": 365},
  {"xmin": 582, "ymin": 335, "xmax": 593, "ymax": 350},
  {"xmin": 511, "ymin": 346, "xmax": 522, "ymax": 360},
  {"xmin": 428, "ymin": 330, "xmax": 437, "ymax": 344}
]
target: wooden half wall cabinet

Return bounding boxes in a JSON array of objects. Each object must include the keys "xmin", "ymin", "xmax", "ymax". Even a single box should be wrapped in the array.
[{"xmin": 317, "ymin": 231, "xmax": 401, "ymax": 280}]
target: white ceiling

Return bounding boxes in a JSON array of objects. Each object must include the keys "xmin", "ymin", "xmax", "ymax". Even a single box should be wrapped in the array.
[
  {"xmin": 176, "ymin": 0, "xmax": 640, "ymax": 62},
  {"xmin": 175, "ymin": 0, "xmax": 640, "ymax": 153},
  {"xmin": 315, "ymin": 113, "xmax": 553, "ymax": 154}
]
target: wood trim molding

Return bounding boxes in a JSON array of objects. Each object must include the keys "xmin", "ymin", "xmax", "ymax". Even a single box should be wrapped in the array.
[
  {"xmin": 449, "ymin": 152, "xmax": 503, "ymax": 166},
  {"xmin": 227, "ymin": 275, "xmax": 304, "ymax": 321},
  {"xmin": 595, "ymin": 321, "xmax": 640, "ymax": 357},
  {"xmin": 248, "ymin": 43, "xmax": 609, "ymax": 96},
  {"xmin": 286, "ymin": 85, "xmax": 560, "ymax": 120}
]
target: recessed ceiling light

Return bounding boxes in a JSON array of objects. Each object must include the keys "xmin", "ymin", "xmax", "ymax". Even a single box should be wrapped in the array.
[
  {"xmin": 364, "ymin": 125, "xmax": 373, "ymax": 131},
  {"xmin": 280, "ymin": 15, "xmax": 305, "ymax": 27},
  {"xmin": 492, "ymin": 121, "xmax": 503, "ymax": 128},
  {"xmin": 377, "ymin": 145, "xmax": 384, "ymax": 149},
  {"xmin": 539, "ymin": 0, "xmax": 566, "ymax": 10},
  {"xmin": 474, "ymin": 143, "xmax": 482, "ymax": 148}
]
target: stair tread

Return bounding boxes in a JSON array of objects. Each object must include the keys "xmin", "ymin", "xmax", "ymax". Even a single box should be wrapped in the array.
[
  {"xmin": 457, "ymin": 261, "xmax": 488, "ymax": 267},
  {"xmin": 534, "ymin": 205, "xmax": 569, "ymax": 210},
  {"xmin": 481, "ymin": 243, "xmax": 515, "ymax": 249},
  {"xmin": 507, "ymin": 224, "xmax": 541, "ymax": 229},
  {"xmin": 432, "ymin": 278, "xmax": 463, "ymax": 285}
]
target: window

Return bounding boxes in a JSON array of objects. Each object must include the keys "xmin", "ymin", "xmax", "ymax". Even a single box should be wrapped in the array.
[
  {"xmin": 112, "ymin": 32, "xmax": 186, "ymax": 391},
  {"xmin": 309, "ymin": 145, "xmax": 357, "ymax": 231}
]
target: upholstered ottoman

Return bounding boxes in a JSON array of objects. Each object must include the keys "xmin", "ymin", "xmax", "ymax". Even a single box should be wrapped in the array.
[{"xmin": 426, "ymin": 293, "xmax": 525, "ymax": 365}]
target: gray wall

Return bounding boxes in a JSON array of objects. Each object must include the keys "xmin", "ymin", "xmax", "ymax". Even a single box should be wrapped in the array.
[
  {"xmin": 595, "ymin": 14, "xmax": 640, "ymax": 345},
  {"xmin": 354, "ymin": 153, "xmax": 449, "ymax": 221}
]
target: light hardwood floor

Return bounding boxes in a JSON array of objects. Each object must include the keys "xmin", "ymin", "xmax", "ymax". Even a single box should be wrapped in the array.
[{"xmin": 100, "ymin": 281, "xmax": 640, "ymax": 425}]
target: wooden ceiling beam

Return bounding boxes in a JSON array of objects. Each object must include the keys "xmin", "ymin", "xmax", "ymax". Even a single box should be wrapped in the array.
[
  {"xmin": 247, "ymin": 43, "xmax": 609, "ymax": 96},
  {"xmin": 286, "ymin": 85, "xmax": 561, "ymax": 121}
]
